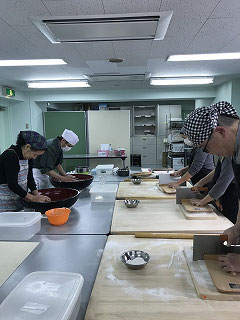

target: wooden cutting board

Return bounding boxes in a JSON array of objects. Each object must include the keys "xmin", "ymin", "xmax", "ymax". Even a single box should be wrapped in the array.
[
  {"xmin": 0, "ymin": 241, "xmax": 39, "ymax": 287},
  {"xmin": 180, "ymin": 205, "xmax": 217, "ymax": 220},
  {"xmin": 181, "ymin": 199, "xmax": 214, "ymax": 212},
  {"xmin": 180, "ymin": 199, "xmax": 217, "ymax": 220},
  {"xmin": 159, "ymin": 184, "xmax": 176, "ymax": 194},
  {"xmin": 184, "ymin": 247, "xmax": 240, "ymax": 300},
  {"xmin": 116, "ymin": 181, "xmax": 176, "ymax": 200},
  {"xmin": 111, "ymin": 200, "xmax": 233, "ymax": 234},
  {"xmin": 85, "ymin": 236, "xmax": 240, "ymax": 320},
  {"xmin": 205, "ymin": 255, "xmax": 240, "ymax": 293}
]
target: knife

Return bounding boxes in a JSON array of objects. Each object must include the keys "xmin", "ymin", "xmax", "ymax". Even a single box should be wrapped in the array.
[{"xmin": 193, "ymin": 234, "xmax": 240, "ymax": 261}]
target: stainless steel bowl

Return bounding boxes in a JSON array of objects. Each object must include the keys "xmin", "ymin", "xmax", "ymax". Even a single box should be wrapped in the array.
[
  {"xmin": 131, "ymin": 177, "xmax": 142, "ymax": 185},
  {"xmin": 120, "ymin": 250, "xmax": 150, "ymax": 270},
  {"xmin": 124, "ymin": 199, "xmax": 140, "ymax": 208}
]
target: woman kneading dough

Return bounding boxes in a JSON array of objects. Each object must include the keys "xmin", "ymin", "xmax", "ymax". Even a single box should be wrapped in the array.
[{"xmin": 0, "ymin": 131, "xmax": 50, "ymax": 212}]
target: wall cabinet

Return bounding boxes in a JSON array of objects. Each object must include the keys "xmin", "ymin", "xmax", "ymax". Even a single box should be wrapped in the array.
[
  {"xmin": 133, "ymin": 106, "xmax": 157, "ymax": 136},
  {"xmin": 129, "ymin": 105, "xmax": 182, "ymax": 168}
]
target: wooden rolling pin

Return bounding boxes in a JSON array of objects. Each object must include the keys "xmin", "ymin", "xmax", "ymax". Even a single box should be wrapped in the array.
[{"xmin": 135, "ymin": 232, "xmax": 194, "ymax": 239}]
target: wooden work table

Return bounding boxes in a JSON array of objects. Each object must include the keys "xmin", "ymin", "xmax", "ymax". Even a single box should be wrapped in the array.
[
  {"xmin": 111, "ymin": 200, "xmax": 233, "ymax": 235},
  {"xmin": 117, "ymin": 181, "xmax": 176, "ymax": 200},
  {"xmin": 85, "ymin": 235, "xmax": 240, "ymax": 320}
]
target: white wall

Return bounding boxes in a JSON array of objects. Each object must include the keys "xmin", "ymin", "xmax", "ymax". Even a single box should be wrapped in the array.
[
  {"xmin": 195, "ymin": 98, "xmax": 214, "ymax": 109},
  {"xmin": 87, "ymin": 110, "xmax": 130, "ymax": 168},
  {"xmin": 212, "ymin": 81, "xmax": 232, "ymax": 104}
]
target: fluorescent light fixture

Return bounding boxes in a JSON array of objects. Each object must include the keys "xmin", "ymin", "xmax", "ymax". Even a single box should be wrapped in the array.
[
  {"xmin": 150, "ymin": 77, "xmax": 213, "ymax": 85},
  {"xmin": 167, "ymin": 52, "xmax": 240, "ymax": 61},
  {"xmin": 0, "ymin": 59, "xmax": 66, "ymax": 66},
  {"xmin": 27, "ymin": 80, "xmax": 90, "ymax": 88}
]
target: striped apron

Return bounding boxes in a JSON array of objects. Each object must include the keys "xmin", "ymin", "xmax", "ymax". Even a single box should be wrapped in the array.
[{"xmin": 0, "ymin": 149, "xmax": 28, "ymax": 212}]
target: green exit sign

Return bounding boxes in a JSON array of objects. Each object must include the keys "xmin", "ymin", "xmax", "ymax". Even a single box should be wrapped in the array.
[{"xmin": 2, "ymin": 87, "xmax": 15, "ymax": 97}]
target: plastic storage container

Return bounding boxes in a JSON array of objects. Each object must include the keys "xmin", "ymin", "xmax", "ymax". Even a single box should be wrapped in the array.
[
  {"xmin": 0, "ymin": 212, "xmax": 41, "ymax": 241},
  {"xmin": 89, "ymin": 184, "xmax": 118, "ymax": 202},
  {"xmin": 0, "ymin": 271, "xmax": 84, "ymax": 320},
  {"xmin": 95, "ymin": 164, "xmax": 114, "ymax": 175}
]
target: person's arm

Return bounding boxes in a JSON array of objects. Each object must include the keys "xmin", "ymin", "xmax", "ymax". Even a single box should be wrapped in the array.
[
  {"xmin": 194, "ymin": 169, "xmax": 215, "ymax": 188},
  {"xmin": 191, "ymin": 194, "xmax": 214, "ymax": 207},
  {"xmin": 47, "ymin": 168, "xmax": 77, "ymax": 182},
  {"xmin": 208, "ymin": 157, "xmax": 235, "ymax": 200},
  {"xmin": 188, "ymin": 149, "xmax": 208, "ymax": 177},
  {"xmin": 4, "ymin": 153, "xmax": 28, "ymax": 198},
  {"xmin": 169, "ymin": 171, "xmax": 192, "ymax": 188},
  {"xmin": 56, "ymin": 164, "xmax": 67, "ymax": 176},
  {"xmin": 3, "ymin": 154, "xmax": 49, "ymax": 202},
  {"xmin": 224, "ymin": 202, "xmax": 240, "ymax": 246},
  {"xmin": 172, "ymin": 166, "xmax": 189, "ymax": 176},
  {"xmin": 27, "ymin": 160, "xmax": 37, "ymax": 192}
]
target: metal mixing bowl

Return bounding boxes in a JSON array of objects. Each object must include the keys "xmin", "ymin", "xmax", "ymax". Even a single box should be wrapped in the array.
[
  {"xmin": 124, "ymin": 199, "xmax": 140, "ymax": 208},
  {"xmin": 120, "ymin": 250, "xmax": 150, "ymax": 270},
  {"xmin": 131, "ymin": 177, "xmax": 142, "ymax": 185}
]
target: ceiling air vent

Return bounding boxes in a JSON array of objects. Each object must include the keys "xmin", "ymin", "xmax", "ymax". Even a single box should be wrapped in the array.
[
  {"xmin": 88, "ymin": 74, "xmax": 146, "ymax": 82},
  {"xmin": 31, "ymin": 12, "xmax": 173, "ymax": 43}
]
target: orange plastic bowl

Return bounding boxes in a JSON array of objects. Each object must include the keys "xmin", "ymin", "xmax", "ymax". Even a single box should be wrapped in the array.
[{"xmin": 45, "ymin": 208, "xmax": 71, "ymax": 226}]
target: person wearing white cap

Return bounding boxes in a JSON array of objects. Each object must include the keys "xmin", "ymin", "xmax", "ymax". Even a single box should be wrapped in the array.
[{"xmin": 32, "ymin": 129, "xmax": 79, "ymax": 189}]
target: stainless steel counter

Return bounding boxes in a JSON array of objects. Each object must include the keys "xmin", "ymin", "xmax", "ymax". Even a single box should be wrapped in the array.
[
  {"xmin": 39, "ymin": 187, "xmax": 115, "ymax": 235},
  {"xmin": 93, "ymin": 175, "xmax": 127, "ymax": 183},
  {"xmin": 0, "ymin": 235, "xmax": 107, "ymax": 320}
]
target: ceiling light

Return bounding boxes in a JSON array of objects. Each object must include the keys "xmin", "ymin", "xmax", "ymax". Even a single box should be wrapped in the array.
[
  {"xmin": 167, "ymin": 53, "xmax": 240, "ymax": 61},
  {"xmin": 108, "ymin": 58, "xmax": 124, "ymax": 63},
  {"xmin": 88, "ymin": 74, "xmax": 145, "ymax": 81},
  {"xmin": 31, "ymin": 12, "xmax": 173, "ymax": 43},
  {"xmin": 0, "ymin": 59, "xmax": 66, "ymax": 66},
  {"xmin": 27, "ymin": 80, "xmax": 90, "ymax": 88},
  {"xmin": 150, "ymin": 77, "xmax": 214, "ymax": 85}
]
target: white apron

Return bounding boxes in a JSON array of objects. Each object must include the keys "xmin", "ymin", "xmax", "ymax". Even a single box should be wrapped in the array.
[
  {"xmin": 32, "ymin": 168, "xmax": 50, "ymax": 190},
  {"xmin": 0, "ymin": 150, "xmax": 28, "ymax": 212}
]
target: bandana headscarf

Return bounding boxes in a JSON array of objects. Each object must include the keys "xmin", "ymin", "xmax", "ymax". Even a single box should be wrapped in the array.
[
  {"xmin": 182, "ymin": 101, "xmax": 239, "ymax": 145},
  {"xmin": 21, "ymin": 131, "xmax": 47, "ymax": 150}
]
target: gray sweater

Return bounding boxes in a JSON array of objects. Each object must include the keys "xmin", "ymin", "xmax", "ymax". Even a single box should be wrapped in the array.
[
  {"xmin": 188, "ymin": 147, "xmax": 215, "ymax": 176},
  {"xmin": 234, "ymin": 125, "xmax": 240, "ymax": 164},
  {"xmin": 209, "ymin": 157, "xmax": 235, "ymax": 200}
]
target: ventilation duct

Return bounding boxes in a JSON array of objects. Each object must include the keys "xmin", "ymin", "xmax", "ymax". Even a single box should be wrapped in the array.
[{"xmin": 31, "ymin": 12, "xmax": 173, "ymax": 43}]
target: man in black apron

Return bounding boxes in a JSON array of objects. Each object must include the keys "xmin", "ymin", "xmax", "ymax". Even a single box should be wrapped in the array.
[
  {"xmin": 191, "ymin": 157, "xmax": 238, "ymax": 224},
  {"xmin": 182, "ymin": 101, "xmax": 240, "ymax": 272}
]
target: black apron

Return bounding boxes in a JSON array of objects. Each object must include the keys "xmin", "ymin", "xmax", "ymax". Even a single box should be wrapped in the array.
[
  {"xmin": 188, "ymin": 148, "xmax": 213, "ymax": 185},
  {"xmin": 208, "ymin": 159, "xmax": 238, "ymax": 224},
  {"xmin": 231, "ymin": 160, "xmax": 240, "ymax": 223}
]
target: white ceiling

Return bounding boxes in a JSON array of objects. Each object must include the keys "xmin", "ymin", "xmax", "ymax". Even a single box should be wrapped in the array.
[{"xmin": 0, "ymin": 0, "xmax": 240, "ymax": 91}]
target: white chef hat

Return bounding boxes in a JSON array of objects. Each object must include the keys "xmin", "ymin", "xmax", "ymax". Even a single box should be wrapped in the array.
[{"xmin": 62, "ymin": 129, "xmax": 79, "ymax": 145}]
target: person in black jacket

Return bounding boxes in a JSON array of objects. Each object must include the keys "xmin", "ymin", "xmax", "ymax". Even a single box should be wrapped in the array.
[{"xmin": 0, "ymin": 131, "xmax": 50, "ymax": 211}]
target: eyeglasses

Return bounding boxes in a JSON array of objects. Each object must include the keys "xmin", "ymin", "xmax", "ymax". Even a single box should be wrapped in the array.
[{"xmin": 201, "ymin": 129, "xmax": 213, "ymax": 153}]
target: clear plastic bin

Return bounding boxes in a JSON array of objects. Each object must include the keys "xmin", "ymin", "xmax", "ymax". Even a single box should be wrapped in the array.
[
  {"xmin": 95, "ymin": 164, "xmax": 114, "ymax": 175},
  {"xmin": 90, "ymin": 184, "xmax": 118, "ymax": 202},
  {"xmin": 0, "ymin": 212, "xmax": 41, "ymax": 240},
  {"xmin": 0, "ymin": 271, "xmax": 84, "ymax": 320}
]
